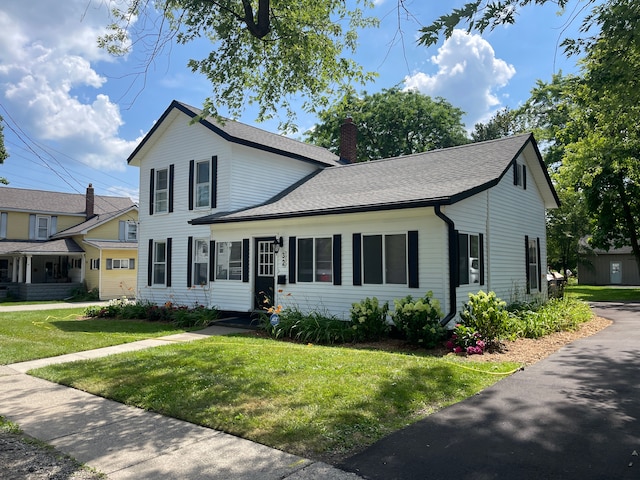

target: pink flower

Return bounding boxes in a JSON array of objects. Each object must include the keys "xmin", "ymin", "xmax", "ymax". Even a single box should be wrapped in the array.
[
  {"xmin": 446, "ymin": 341, "xmax": 455, "ymax": 350},
  {"xmin": 453, "ymin": 346, "xmax": 463, "ymax": 353}
]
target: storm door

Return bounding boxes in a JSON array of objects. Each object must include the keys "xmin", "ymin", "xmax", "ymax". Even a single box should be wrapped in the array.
[{"xmin": 254, "ymin": 238, "xmax": 276, "ymax": 310}]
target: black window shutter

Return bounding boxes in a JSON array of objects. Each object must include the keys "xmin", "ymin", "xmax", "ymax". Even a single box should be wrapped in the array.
[
  {"xmin": 188, "ymin": 160, "xmax": 195, "ymax": 211},
  {"xmin": 166, "ymin": 237, "xmax": 173, "ymax": 287},
  {"xmin": 288, "ymin": 236, "xmax": 297, "ymax": 284},
  {"xmin": 333, "ymin": 234, "xmax": 342, "ymax": 286},
  {"xmin": 408, "ymin": 230, "xmax": 419, "ymax": 288},
  {"xmin": 513, "ymin": 163, "xmax": 518, "ymax": 185},
  {"xmin": 211, "ymin": 156, "xmax": 218, "ymax": 209},
  {"xmin": 537, "ymin": 237, "xmax": 542, "ymax": 292},
  {"xmin": 523, "ymin": 165, "xmax": 527, "ymax": 190},
  {"xmin": 242, "ymin": 238, "xmax": 250, "ymax": 282},
  {"xmin": 149, "ymin": 169, "xmax": 155, "ymax": 216},
  {"xmin": 147, "ymin": 239, "xmax": 153, "ymax": 286},
  {"xmin": 209, "ymin": 240, "xmax": 216, "ymax": 282},
  {"xmin": 352, "ymin": 233, "xmax": 362, "ymax": 286},
  {"xmin": 479, "ymin": 233, "xmax": 485, "ymax": 286},
  {"xmin": 187, "ymin": 236, "xmax": 193, "ymax": 288},
  {"xmin": 454, "ymin": 230, "xmax": 460, "ymax": 287},
  {"xmin": 168, "ymin": 164, "xmax": 175, "ymax": 213},
  {"xmin": 525, "ymin": 235, "xmax": 530, "ymax": 294}
]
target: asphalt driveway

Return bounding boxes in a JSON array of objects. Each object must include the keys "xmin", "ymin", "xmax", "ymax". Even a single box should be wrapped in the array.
[{"xmin": 340, "ymin": 302, "xmax": 640, "ymax": 480}]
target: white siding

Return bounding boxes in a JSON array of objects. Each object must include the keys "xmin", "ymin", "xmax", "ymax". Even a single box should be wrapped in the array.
[
  {"xmin": 134, "ymin": 111, "xmax": 320, "ymax": 306},
  {"xmin": 208, "ymin": 208, "xmax": 450, "ymax": 320},
  {"xmin": 447, "ymin": 150, "xmax": 549, "ymax": 315}
]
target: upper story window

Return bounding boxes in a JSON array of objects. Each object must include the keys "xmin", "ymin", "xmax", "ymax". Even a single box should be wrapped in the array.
[
  {"xmin": 126, "ymin": 221, "xmax": 137, "ymax": 241},
  {"xmin": 513, "ymin": 162, "xmax": 527, "ymax": 189},
  {"xmin": 297, "ymin": 237, "xmax": 332, "ymax": 283},
  {"xmin": 155, "ymin": 169, "xmax": 169, "ymax": 213},
  {"xmin": 36, "ymin": 215, "xmax": 51, "ymax": 240},
  {"xmin": 195, "ymin": 161, "xmax": 210, "ymax": 208}
]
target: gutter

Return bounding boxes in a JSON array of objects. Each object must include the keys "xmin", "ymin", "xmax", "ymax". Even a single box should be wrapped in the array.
[{"xmin": 434, "ymin": 205, "xmax": 457, "ymax": 326}]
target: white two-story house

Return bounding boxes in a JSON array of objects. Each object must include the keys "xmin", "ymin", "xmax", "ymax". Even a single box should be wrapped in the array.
[{"xmin": 128, "ymin": 100, "xmax": 559, "ymax": 323}]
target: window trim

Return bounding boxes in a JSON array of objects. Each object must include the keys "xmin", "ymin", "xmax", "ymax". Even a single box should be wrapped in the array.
[
  {"xmin": 153, "ymin": 240, "xmax": 167, "ymax": 285},
  {"xmin": 360, "ymin": 232, "xmax": 408, "ymax": 286},
  {"xmin": 296, "ymin": 236, "xmax": 333, "ymax": 283},
  {"xmin": 215, "ymin": 240, "xmax": 243, "ymax": 281},
  {"xmin": 192, "ymin": 238, "xmax": 210, "ymax": 286},
  {"xmin": 154, "ymin": 168, "xmax": 169, "ymax": 214},
  {"xmin": 35, "ymin": 215, "xmax": 51, "ymax": 240}
]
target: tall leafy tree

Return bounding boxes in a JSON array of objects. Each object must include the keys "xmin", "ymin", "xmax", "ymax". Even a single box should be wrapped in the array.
[
  {"xmin": 559, "ymin": 0, "xmax": 640, "ymax": 273},
  {"xmin": 306, "ymin": 87, "xmax": 468, "ymax": 162},
  {"xmin": 470, "ymin": 108, "xmax": 520, "ymax": 142},
  {"xmin": 100, "ymin": 0, "xmax": 377, "ymax": 131}
]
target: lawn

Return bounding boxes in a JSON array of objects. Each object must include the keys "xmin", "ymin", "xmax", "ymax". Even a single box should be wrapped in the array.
[
  {"xmin": 0, "ymin": 308, "xmax": 191, "ymax": 364},
  {"xmin": 30, "ymin": 334, "xmax": 520, "ymax": 461},
  {"xmin": 565, "ymin": 285, "xmax": 640, "ymax": 302}
]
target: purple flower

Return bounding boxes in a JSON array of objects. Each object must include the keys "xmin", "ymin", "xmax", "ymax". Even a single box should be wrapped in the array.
[
  {"xmin": 453, "ymin": 346, "xmax": 463, "ymax": 353},
  {"xmin": 446, "ymin": 341, "xmax": 455, "ymax": 350}
]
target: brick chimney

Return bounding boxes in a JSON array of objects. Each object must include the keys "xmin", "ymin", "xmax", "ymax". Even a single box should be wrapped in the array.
[
  {"xmin": 340, "ymin": 117, "xmax": 357, "ymax": 164},
  {"xmin": 86, "ymin": 183, "xmax": 95, "ymax": 219}
]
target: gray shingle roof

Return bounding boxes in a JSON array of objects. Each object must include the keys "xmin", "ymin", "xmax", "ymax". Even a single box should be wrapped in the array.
[
  {"xmin": 128, "ymin": 101, "xmax": 340, "ymax": 167},
  {"xmin": 0, "ymin": 187, "xmax": 135, "ymax": 216},
  {"xmin": 192, "ymin": 133, "xmax": 555, "ymax": 224},
  {"xmin": 52, "ymin": 206, "xmax": 138, "ymax": 238},
  {"xmin": 0, "ymin": 239, "xmax": 84, "ymax": 255},
  {"xmin": 83, "ymin": 240, "xmax": 137, "ymax": 250}
]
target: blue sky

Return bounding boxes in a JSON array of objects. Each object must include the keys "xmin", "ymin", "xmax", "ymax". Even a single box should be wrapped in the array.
[{"xmin": 0, "ymin": 0, "xmax": 593, "ymax": 202}]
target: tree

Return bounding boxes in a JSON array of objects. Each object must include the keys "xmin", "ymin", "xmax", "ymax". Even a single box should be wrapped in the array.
[
  {"xmin": 470, "ymin": 108, "xmax": 521, "ymax": 142},
  {"xmin": 305, "ymin": 87, "xmax": 468, "ymax": 162},
  {"xmin": 100, "ymin": 0, "xmax": 377, "ymax": 131},
  {"xmin": 418, "ymin": 0, "xmax": 600, "ymax": 50},
  {"xmin": 559, "ymin": 0, "xmax": 640, "ymax": 273}
]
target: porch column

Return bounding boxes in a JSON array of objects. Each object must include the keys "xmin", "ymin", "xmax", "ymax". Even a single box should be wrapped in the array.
[
  {"xmin": 12, "ymin": 257, "xmax": 18, "ymax": 282},
  {"xmin": 17, "ymin": 257, "xmax": 24, "ymax": 283},
  {"xmin": 25, "ymin": 255, "xmax": 32, "ymax": 284}
]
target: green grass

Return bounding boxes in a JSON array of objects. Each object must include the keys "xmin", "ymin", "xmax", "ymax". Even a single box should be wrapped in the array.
[
  {"xmin": 0, "ymin": 308, "xmax": 191, "ymax": 365},
  {"xmin": 31, "ymin": 335, "xmax": 520, "ymax": 460},
  {"xmin": 565, "ymin": 285, "xmax": 640, "ymax": 302}
]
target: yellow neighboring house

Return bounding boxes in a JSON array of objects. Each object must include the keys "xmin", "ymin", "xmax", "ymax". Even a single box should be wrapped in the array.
[{"xmin": 0, "ymin": 184, "xmax": 138, "ymax": 300}]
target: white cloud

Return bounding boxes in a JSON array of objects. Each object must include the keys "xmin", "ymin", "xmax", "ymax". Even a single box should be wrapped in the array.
[
  {"xmin": 404, "ymin": 29, "xmax": 516, "ymax": 127},
  {"xmin": 0, "ymin": 1, "xmax": 140, "ymax": 171}
]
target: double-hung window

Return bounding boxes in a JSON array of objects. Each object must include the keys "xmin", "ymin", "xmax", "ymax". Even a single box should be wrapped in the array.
[
  {"xmin": 155, "ymin": 169, "xmax": 168, "ymax": 213},
  {"xmin": 153, "ymin": 241, "xmax": 166, "ymax": 285},
  {"xmin": 126, "ymin": 222, "xmax": 137, "ymax": 241},
  {"xmin": 297, "ymin": 237, "xmax": 332, "ymax": 282},
  {"xmin": 216, "ymin": 241, "xmax": 242, "ymax": 280},
  {"xmin": 362, "ymin": 233, "xmax": 406, "ymax": 285},
  {"xmin": 528, "ymin": 238, "xmax": 539, "ymax": 291},
  {"xmin": 458, "ymin": 233, "xmax": 480, "ymax": 285},
  {"xmin": 36, "ymin": 215, "xmax": 50, "ymax": 240},
  {"xmin": 195, "ymin": 161, "xmax": 210, "ymax": 208},
  {"xmin": 193, "ymin": 239, "xmax": 209, "ymax": 285}
]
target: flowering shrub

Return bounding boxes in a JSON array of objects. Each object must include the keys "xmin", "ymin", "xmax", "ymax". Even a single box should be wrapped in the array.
[
  {"xmin": 460, "ymin": 291, "xmax": 510, "ymax": 348},
  {"xmin": 349, "ymin": 297, "xmax": 390, "ymax": 341},
  {"xmin": 446, "ymin": 324, "xmax": 486, "ymax": 355},
  {"xmin": 390, "ymin": 291, "xmax": 445, "ymax": 348}
]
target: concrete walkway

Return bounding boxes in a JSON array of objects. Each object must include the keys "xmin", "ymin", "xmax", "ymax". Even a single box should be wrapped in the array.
[
  {"xmin": 0, "ymin": 308, "xmax": 361, "ymax": 479},
  {"xmin": 340, "ymin": 302, "xmax": 640, "ymax": 480}
]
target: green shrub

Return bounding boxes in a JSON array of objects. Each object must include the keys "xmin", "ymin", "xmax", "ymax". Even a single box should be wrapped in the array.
[
  {"xmin": 349, "ymin": 297, "xmax": 390, "ymax": 341},
  {"xmin": 507, "ymin": 296, "xmax": 593, "ymax": 338},
  {"xmin": 259, "ymin": 307, "xmax": 356, "ymax": 344},
  {"xmin": 84, "ymin": 298, "xmax": 218, "ymax": 328},
  {"xmin": 460, "ymin": 291, "xmax": 510, "ymax": 348},
  {"xmin": 390, "ymin": 292, "xmax": 446, "ymax": 348}
]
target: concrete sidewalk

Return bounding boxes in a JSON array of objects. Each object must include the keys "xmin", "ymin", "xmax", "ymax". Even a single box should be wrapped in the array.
[{"xmin": 0, "ymin": 322, "xmax": 362, "ymax": 479}]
